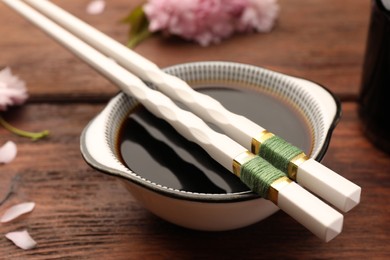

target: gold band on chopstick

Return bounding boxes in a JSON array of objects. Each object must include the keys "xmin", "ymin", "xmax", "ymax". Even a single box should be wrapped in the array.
[
  {"xmin": 287, "ymin": 152, "xmax": 309, "ymax": 180},
  {"xmin": 251, "ymin": 130, "xmax": 274, "ymax": 154},
  {"xmin": 232, "ymin": 151, "xmax": 256, "ymax": 177},
  {"xmin": 268, "ymin": 176, "xmax": 292, "ymax": 205}
]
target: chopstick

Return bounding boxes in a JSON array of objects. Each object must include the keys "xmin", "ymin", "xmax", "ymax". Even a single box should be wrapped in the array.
[
  {"xmin": 18, "ymin": 0, "xmax": 361, "ymax": 213},
  {"xmin": 2, "ymin": 0, "xmax": 345, "ymax": 242}
]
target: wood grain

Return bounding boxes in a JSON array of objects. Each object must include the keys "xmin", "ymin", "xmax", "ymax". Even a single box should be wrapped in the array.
[
  {"xmin": 0, "ymin": 0, "xmax": 369, "ymax": 101},
  {"xmin": 0, "ymin": 0, "xmax": 388, "ymax": 259},
  {"xmin": 0, "ymin": 103, "xmax": 388, "ymax": 259}
]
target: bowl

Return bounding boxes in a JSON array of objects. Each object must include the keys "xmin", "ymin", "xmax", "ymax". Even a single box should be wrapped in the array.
[{"xmin": 80, "ymin": 61, "xmax": 341, "ymax": 231}]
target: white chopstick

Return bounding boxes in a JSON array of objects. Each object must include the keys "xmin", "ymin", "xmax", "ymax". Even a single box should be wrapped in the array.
[
  {"xmin": 19, "ymin": 0, "xmax": 361, "ymax": 213},
  {"xmin": 2, "ymin": 0, "xmax": 346, "ymax": 242}
]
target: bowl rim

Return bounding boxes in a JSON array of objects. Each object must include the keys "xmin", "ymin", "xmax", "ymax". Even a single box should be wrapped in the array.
[
  {"xmin": 80, "ymin": 61, "xmax": 342, "ymax": 204},
  {"xmin": 309, "ymin": 80, "xmax": 342, "ymax": 161}
]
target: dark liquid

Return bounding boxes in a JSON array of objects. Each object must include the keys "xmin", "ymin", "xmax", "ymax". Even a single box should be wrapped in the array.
[
  {"xmin": 119, "ymin": 86, "xmax": 311, "ymax": 194},
  {"xmin": 359, "ymin": 1, "xmax": 390, "ymax": 153}
]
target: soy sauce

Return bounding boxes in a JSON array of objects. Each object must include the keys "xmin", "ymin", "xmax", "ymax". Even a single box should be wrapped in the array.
[{"xmin": 118, "ymin": 86, "xmax": 311, "ymax": 194}]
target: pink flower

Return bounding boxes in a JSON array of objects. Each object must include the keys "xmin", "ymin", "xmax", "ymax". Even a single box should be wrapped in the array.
[
  {"xmin": 0, "ymin": 67, "xmax": 28, "ymax": 111},
  {"xmin": 143, "ymin": 0, "xmax": 279, "ymax": 46},
  {"xmin": 236, "ymin": 0, "xmax": 279, "ymax": 33},
  {"xmin": 0, "ymin": 67, "xmax": 25, "ymax": 165}
]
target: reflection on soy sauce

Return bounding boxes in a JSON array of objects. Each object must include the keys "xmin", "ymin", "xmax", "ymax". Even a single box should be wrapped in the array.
[
  {"xmin": 119, "ymin": 86, "xmax": 311, "ymax": 194},
  {"xmin": 121, "ymin": 110, "xmax": 240, "ymax": 193}
]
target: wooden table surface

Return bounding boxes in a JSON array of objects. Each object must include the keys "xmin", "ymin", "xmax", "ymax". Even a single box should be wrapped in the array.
[{"xmin": 1, "ymin": 0, "xmax": 389, "ymax": 259}]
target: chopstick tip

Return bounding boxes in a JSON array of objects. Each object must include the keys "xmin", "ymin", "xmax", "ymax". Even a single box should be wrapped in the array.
[
  {"xmin": 324, "ymin": 215, "xmax": 343, "ymax": 242},
  {"xmin": 342, "ymin": 186, "xmax": 361, "ymax": 212}
]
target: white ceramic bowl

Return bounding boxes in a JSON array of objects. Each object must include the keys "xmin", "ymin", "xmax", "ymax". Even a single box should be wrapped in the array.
[{"xmin": 80, "ymin": 62, "xmax": 341, "ymax": 231}]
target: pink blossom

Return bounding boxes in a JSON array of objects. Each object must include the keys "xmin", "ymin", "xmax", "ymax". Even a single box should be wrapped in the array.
[
  {"xmin": 0, "ymin": 67, "xmax": 28, "ymax": 111},
  {"xmin": 143, "ymin": 0, "xmax": 279, "ymax": 46},
  {"xmin": 0, "ymin": 68, "xmax": 27, "ymax": 165},
  {"xmin": 236, "ymin": 0, "xmax": 279, "ymax": 33}
]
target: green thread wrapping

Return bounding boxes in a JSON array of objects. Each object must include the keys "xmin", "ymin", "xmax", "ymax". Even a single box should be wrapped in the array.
[
  {"xmin": 259, "ymin": 136, "xmax": 303, "ymax": 173},
  {"xmin": 240, "ymin": 156, "xmax": 286, "ymax": 198}
]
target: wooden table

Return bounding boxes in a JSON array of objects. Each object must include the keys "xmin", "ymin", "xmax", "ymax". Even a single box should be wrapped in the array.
[{"xmin": 0, "ymin": 0, "xmax": 389, "ymax": 258}]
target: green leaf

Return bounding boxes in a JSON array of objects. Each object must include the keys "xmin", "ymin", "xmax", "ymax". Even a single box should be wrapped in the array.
[{"xmin": 121, "ymin": 4, "xmax": 151, "ymax": 48}]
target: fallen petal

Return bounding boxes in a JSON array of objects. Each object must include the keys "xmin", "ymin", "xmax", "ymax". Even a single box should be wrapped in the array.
[
  {"xmin": 0, "ymin": 141, "xmax": 17, "ymax": 164},
  {"xmin": 5, "ymin": 230, "xmax": 37, "ymax": 250},
  {"xmin": 86, "ymin": 0, "xmax": 106, "ymax": 15},
  {"xmin": 1, "ymin": 202, "xmax": 35, "ymax": 223}
]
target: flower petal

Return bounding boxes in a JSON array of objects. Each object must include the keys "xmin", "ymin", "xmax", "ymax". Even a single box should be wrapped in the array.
[
  {"xmin": 0, "ymin": 202, "xmax": 35, "ymax": 223},
  {"xmin": 86, "ymin": 0, "xmax": 106, "ymax": 15},
  {"xmin": 0, "ymin": 67, "xmax": 28, "ymax": 111},
  {"xmin": 5, "ymin": 230, "xmax": 37, "ymax": 250},
  {"xmin": 0, "ymin": 141, "xmax": 17, "ymax": 164}
]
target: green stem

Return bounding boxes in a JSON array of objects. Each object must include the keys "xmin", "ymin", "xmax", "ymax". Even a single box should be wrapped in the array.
[
  {"xmin": 127, "ymin": 29, "xmax": 152, "ymax": 49},
  {"xmin": 0, "ymin": 115, "xmax": 49, "ymax": 141}
]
